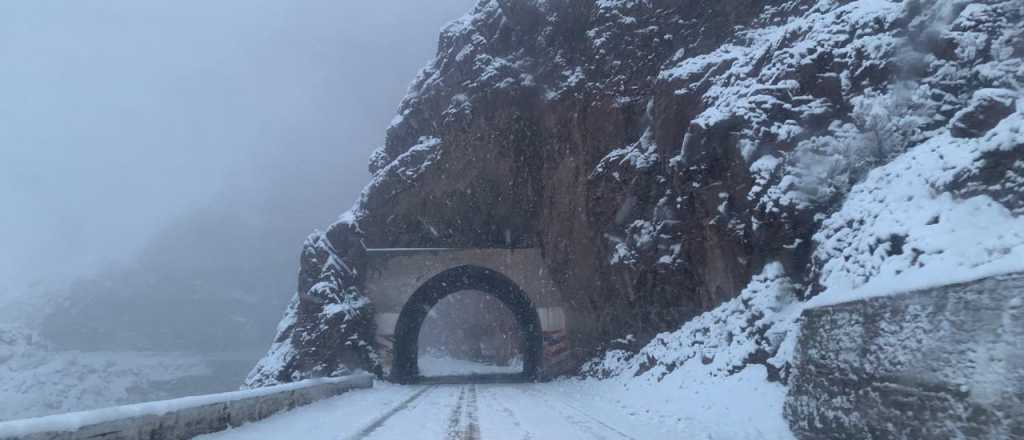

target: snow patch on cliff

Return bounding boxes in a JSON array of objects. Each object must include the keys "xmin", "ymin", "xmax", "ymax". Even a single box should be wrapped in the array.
[
  {"xmin": 586, "ymin": 263, "xmax": 800, "ymax": 379},
  {"xmin": 246, "ymin": 223, "xmax": 379, "ymax": 388},
  {"xmin": 244, "ymin": 297, "xmax": 299, "ymax": 387},
  {"xmin": 810, "ymin": 105, "xmax": 1024, "ymax": 307}
]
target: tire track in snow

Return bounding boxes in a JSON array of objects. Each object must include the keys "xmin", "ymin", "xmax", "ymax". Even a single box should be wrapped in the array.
[
  {"xmin": 445, "ymin": 385, "xmax": 481, "ymax": 440},
  {"xmin": 477, "ymin": 384, "xmax": 532, "ymax": 440},
  {"xmin": 464, "ymin": 384, "xmax": 481, "ymax": 440},
  {"xmin": 344, "ymin": 385, "xmax": 435, "ymax": 440},
  {"xmin": 480, "ymin": 383, "xmax": 615, "ymax": 439},
  {"xmin": 517, "ymin": 385, "xmax": 637, "ymax": 440},
  {"xmin": 445, "ymin": 386, "xmax": 467, "ymax": 439}
]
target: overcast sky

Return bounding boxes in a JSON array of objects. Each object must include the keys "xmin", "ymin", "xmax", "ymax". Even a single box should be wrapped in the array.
[{"xmin": 0, "ymin": 0, "xmax": 475, "ymax": 299}]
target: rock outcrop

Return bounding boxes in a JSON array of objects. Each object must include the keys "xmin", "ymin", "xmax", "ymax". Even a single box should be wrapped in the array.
[{"xmin": 246, "ymin": 222, "xmax": 379, "ymax": 387}]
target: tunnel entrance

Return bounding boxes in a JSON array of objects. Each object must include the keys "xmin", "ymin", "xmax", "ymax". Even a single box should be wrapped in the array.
[
  {"xmin": 418, "ymin": 290, "xmax": 523, "ymax": 376},
  {"xmin": 390, "ymin": 265, "xmax": 543, "ymax": 384}
]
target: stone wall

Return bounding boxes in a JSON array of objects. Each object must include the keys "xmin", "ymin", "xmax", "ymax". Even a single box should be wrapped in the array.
[
  {"xmin": 785, "ymin": 273, "xmax": 1024, "ymax": 439},
  {"xmin": 0, "ymin": 374, "xmax": 373, "ymax": 440}
]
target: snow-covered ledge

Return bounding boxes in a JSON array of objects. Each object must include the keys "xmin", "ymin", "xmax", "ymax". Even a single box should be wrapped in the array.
[
  {"xmin": 0, "ymin": 373, "xmax": 373, "ymax": 440},
  {"xmin": 785, "ymin": 272, "xmax": 1024, "ymax": 439}
]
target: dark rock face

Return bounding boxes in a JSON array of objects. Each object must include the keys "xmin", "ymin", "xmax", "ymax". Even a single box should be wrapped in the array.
[
  {"xmin": 356, "ymin": 0, "xmax": 822, "ymax": 355},
  {"xmin": 951, "ymin": 140, "xmax": 1024, "ymax": 216},
  {"xmin": 354, "ymin": 0, "xmax": 1023, "ymax": 357},
  {"xmin": 785, "ymin": 273, "xmax": 1024, "ymax": 440}
]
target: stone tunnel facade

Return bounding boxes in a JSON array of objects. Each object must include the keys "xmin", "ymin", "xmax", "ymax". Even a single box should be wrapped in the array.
[{"xmin": 360, "ymin": 248, "xmax": 570, "ymax": 380}]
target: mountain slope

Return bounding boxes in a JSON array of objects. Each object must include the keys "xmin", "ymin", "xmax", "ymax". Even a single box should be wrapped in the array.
[{"xmin": 250, "ymin": 0, "xmax": 1023, "ymax": 397}]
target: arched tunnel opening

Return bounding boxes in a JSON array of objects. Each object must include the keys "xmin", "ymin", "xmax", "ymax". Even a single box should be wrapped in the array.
[
  {"xmin": 390, "ymin": 265, "xmax": 543, "ymax": 384},
  {"xmin": 418, "ymin": 290, "xmax": 523, "ymax": 376}
]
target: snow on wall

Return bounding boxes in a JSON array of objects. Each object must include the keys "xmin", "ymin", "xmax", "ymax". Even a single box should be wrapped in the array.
[
  {"xmin": 786, "ymin": 273, "xmax": 1024, "ymax": 439},
  {"xmin": 0, "ymin": 374, "xmax": 372, "ymax": 440}
]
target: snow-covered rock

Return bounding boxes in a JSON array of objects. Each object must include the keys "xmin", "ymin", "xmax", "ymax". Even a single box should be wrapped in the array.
[
  {"xmin": 245, "ymin": 222, "xmax": 379, "ymax": 388},
  {"xmin": 950, "ymin": 88, "xmax": 1018, "ymax": 138},
  {"xmin": 810, "ymin": 106, "xmax": 1024, "ymax": 307}
]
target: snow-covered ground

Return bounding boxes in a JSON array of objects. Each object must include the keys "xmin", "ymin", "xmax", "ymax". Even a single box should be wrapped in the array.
[
  {"xmin": 0, "ymin": 325, "xmax": 248, "ymax": 421},
  {"xmin": 201, "ymin": 353, "xmax": 790, "ymax": 439},
  {"xmin": 0, "ymin": 376, "xmax": 370, "ymax": 438},
  {"xmin": 417, "ymin": 352, "xmax": 520, "ymax": 376},
  {"xmin": 199, "ymin": 377, "xmax": 789, "ymax": 440},
  {"xmin": 563, "ymin": 367, "xmax": 793, "ymax": 439},
  {"xmin": 0, "ymin": 350, "xmax": 210, "ymax": 421}
]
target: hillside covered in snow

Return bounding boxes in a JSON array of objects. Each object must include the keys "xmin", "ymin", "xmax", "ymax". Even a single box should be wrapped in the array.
[
  {"xmin": 0, "ymin": 326, "xmax": 216, "ymax": 421},
  {"xmin": 250, "ymin": 0, "xmax": 1021, "ymax": 436}
]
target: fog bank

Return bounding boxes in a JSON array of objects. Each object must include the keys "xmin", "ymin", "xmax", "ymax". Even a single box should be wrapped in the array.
[{"xmin": 0, "ymin": 0, "xmax": 475, "ymax": 306}]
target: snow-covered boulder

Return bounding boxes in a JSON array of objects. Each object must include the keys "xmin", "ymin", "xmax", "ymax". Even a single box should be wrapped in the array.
[{"xmin": 950, "ymin": 88, "xmax": 1018, "ymax": 138}]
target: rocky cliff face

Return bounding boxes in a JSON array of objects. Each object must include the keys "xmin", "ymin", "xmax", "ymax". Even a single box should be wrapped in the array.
[{"xmin": 249, "ymin": 0, "xmax": 1023, "ymax": 387}]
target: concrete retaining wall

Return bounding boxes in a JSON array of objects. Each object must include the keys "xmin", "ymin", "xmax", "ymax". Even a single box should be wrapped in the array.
[
  {"xmin": 785, "ymin": 273, "xmax": 1024, "ymax": 439},
  {"xmin": 0, "ymin": 374, "xmax": 373, "ymax": 440}
]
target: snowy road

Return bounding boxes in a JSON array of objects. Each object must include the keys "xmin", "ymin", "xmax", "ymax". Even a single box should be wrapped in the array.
[{"xmin": 197, "ymin": 382, "xmax": 683, "ymax": 440}]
